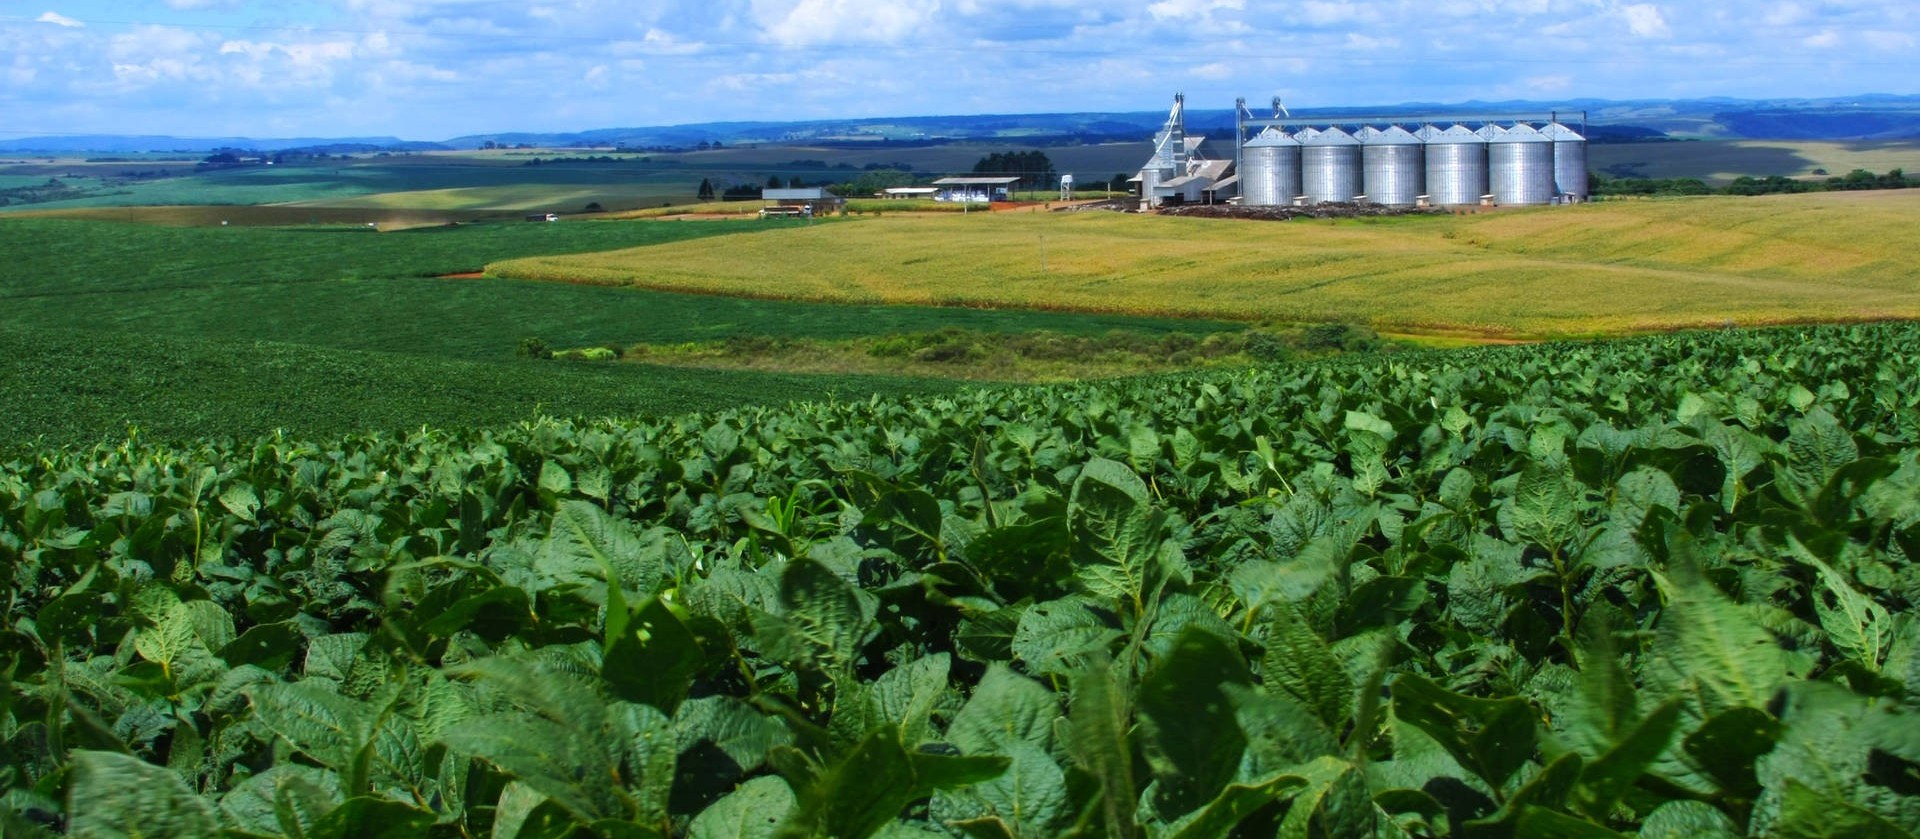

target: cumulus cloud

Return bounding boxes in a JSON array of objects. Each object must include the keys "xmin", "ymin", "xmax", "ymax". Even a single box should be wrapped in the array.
[
  {"xmin": 1622, "ymin": 4, "xmax": 1671, "ymax": 38},
  {"xmin": 35, "ymin": 11, "xmax": 84, "ymax": 27},
  {"xmin": 757, "ymin": 0, "xmax": 941, "ymax": 46}
]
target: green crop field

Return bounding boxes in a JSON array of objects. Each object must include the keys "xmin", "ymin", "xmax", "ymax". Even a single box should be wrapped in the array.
[
  {"xmin": 5, "ymin": 323, "xmax": 1918, "ymax": 837},
  {"xmin": 1590, "ymin": 139, "xmax": 1920, "ymax": 183},
  {"xmin": 493, "ymin": 190, "xmax": 1920, "ymax": 338},
  {"xmin": 0, "ymin": 217, "xmax": 1230, "ymax": 449}
]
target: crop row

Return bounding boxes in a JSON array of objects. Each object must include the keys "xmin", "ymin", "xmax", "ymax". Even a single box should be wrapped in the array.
[{"xmin": 3, "ymin": 324, "xmax": 1918, "ymax": 837}]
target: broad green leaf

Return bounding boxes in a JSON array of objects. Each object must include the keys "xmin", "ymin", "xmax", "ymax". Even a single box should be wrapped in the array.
[
  {"xmin": 248, "ymin": 681, "xmax": 378, "ymax": 774},
  {"xmin": 1010, "ymin": 596, "xmax": 1121, "ymax": 679},
  {"xmin": 1511, "ymin": 806, "xmax": 1627, "ymax": 839},
  {"xmin": 1637, "ymin": 800, "xmax": 1741, "ymax": 839},
  {"xmin": 1506, "ymin": 460, "xmax": 1581, "ymax": 552},
  {"xmin": 603, "ymin": 597, "xmax": 704, "ymax": 714},
  {"xmin": 1066, "ymin": 663, "xmax": 1135, "ymax": 839},
  {"xmin": 543, "ymin": 499, "xmax": 666, "ymax": 600},
  {"xmin": 777, "ymin": 725, "xmax": 1005, "ymax": 839},
  {"xmin": 1650, "ymin": 563, "xmax": 1788, "ymax": 713},
  {"xmin": 948, "ymin": 665, "xmax": 1059, "ymax": 754},
  {"xmin": 1392, "ymin": 674, "xmax": 1537, "ymax": 791},
  {"xmin": 758, "ymin": 557, "xmax": 868, "ymax": 679},
  {"xmin": 1771, "ymin": 778, "xmax": 1918, "ymax": 839},
  {"xmin": 1067, "ymin": 457, "xmax": 1171, "ymax": 603},
  {"xmin": 305, "ymin": 796, "xmax": 437, "ymax": 839},
  {"xmin": 1792, "ymin": 537, "xmax": 1893, "ymax": 670},
  {"xmin": 66, "ymin": 750, "xmax": 217, "ymax": 839},
  {"xmin": 1681, "ymin": 706, "xmax": 1782, "ymax": 800},
  {"xmin": 1575, "ymin": 698, "xmax": 1681, "ymax": 820},
  {"xmin": 1163, "ymin": 772, "xmax": 1310, "ymax": 839},
  {"xmin": 829, "ymin": 653, "xmax": 950, "ymax": 748},
  {"xmin": 1139, "ymin": 627, "xmax": 1252, "ymax": 818},
  {"xmin": 674, "ymin": 696, "xmax": 793, "ymax": 773},
  {"xmin": 1260, "ymin": 600, "xmax": 1351, "ymax": 731},
  {"xmin": 689, "ymin": 777, "xmax": 796, "ymax": 839},
  {"xmin": 611, "ymin": 702, "xmax": 676, "ymax": 830}
]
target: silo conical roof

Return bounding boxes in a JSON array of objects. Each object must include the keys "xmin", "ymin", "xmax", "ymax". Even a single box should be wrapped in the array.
[{"xmin": 1244, "ymin": 127, "xmax": 1300, "ymax": 147}]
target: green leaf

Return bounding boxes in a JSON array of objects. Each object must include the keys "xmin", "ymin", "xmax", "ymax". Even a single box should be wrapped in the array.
[
  {"xmin": 1681, "ymin": 706, "xmax": 1782, "ymax": 800},
  {"xmin": 611, "ymin": 701, "xmax": 676, "ymax": 830},
  {"xmin": 1011, "ymin": 596, "xmax": 1122, "ymax": 679},
  {"xmin": 306, "ymin": 796, "xmax": 438, "ymax": 839},
  {"xmin": 1392, "ymin": 674, "xmax": 1538, "ymax": 791},
  {"xmin": 1637, "ymin": 800, "xmax": 1741, "ymax": 839},
  {"xmin": 830, "ymin": 653, "xmax": 950, "ymax": 748},
  {"xmin": 1139, "ymin": 627, "xmax": 1252, "ymax": 818},
  {"xmin": 1574, "ymin": 698, "xmax": 1682, "ymax": 820},
  {"xmin": 544, "ymin": 499, "xmax": 666, "ymax": 602},
  {"xmin": 603, "ymin": 597, "xmax": 704, "ymax": 714},
  {"xmin": 219, "ymin": 484, "xmax": 260, "ymax": 522},
  {"xmin": 217, "ymin": 620, "xmax": 303, "ymax": 671},
  {"xmin": 1792, "ymin": 536, "xmax": 1893, "ymax": 670},
  {"xmin": 949, "ymin": 665, "xmax": 1059, "ymax": 754},
  {"xmin": 759, "ymin": 557, "xmax": 868, "ymax": 679},
  {"xmin": 1066, "ymin": 663, "xmax": 1136, "ymax": 839},
  {"xmin": 1260, "ymin": 601, "xmax": 1352, "ymax": 732},
  {"xmin": 66, "ymin": 750, "xmax": 217, "ymax": 839},
  {"xmin": 1771, "ymin": 777, "xmax": 1919, "ymax": 839},
  {"xmin": 675, "ymin": 696, "xmax": 793, "ymax": 775},
  {"xmin": 1507, "ymin": 460, "xmax": 1581, "ymax": 552},
  {"xmin": 1511, "ymin": 806, "xmax": 1628, "ymax": 839},
  {"xmin": 248, "ymin": 681, "xmax": 378, "ymax": 774},
  {"xmin": 689, "ymin": 777, "xmax": 796, "ymax": 839},
  {"xmin": 1651, "ymin": 563, "xmax": 1788, "ymax": 713},
  {"xmin": 1163, "ymin": 772, "xmax": 1310, "ymax": 839},
  {"xmin": 1068, "ymin": 458, "xmax": 1172, "ymax": 603},
  {"xmin": 777, "ymin": 725, "xmax": 1005, "ymax": 839}
]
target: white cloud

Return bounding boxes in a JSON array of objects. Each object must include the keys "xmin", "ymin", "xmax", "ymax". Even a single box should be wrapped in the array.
[
  {"xmin": 1622, "ymin": 4, "xmax": 1671, "ymax": 38},
  {"xmin": 758, "ymin": 0, "xmax": 942, "ymax": 46},
  {"xmin": 35, "ymin": 11, "xmax": 84, "ymax": 27},
  {"xmin": 1804, "ymin": 29, "xmax": 1841, "ymax": 48},
  {"xmin": 1861, "ymin": 30, "xmax": 1916, "ymax": 50},
  {"xmin": 1147, "ymin": 0, "xmax": 1243, "ymax": 22}
]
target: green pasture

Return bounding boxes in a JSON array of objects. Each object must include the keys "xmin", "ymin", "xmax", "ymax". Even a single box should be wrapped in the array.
[
  {"xmin": 1589, "ymin": 139, "xmax": 1920, "ymax": 183},
  {"xmin": 0, "ymin": 216, "xmax": 1229, "ymax": 448}
]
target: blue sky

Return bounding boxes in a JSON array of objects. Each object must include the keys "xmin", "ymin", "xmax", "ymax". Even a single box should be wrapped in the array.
[{"xmin": 2, "ymin": 0, "xmax": 1915, "ymax": 139}]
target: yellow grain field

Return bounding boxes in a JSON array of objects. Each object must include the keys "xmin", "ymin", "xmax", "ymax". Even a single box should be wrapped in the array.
[{"xmin": 489, "ymin": 190, "xmax": 1920, "ymax": 338}]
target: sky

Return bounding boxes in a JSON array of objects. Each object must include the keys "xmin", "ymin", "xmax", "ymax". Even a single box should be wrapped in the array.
[{"xmin": 1, "ymin": 0, "xmax": 1916, "ymax": 140}]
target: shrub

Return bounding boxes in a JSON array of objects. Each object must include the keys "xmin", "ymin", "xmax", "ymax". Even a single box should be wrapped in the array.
[{"xmin": 517, "ymin": 336, "xmax": 552, "ymax": 359}]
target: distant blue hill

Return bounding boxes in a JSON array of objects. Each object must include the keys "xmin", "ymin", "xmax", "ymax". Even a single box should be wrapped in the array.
[{"xmin": 4, "ymin": 94, "xmax": 1917, "ymax": 154}]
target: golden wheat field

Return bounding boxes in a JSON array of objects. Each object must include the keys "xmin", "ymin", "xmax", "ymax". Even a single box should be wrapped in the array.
[{"xmin": 488, "ymin": 190, "xmax": 1920, "ymax": 338}]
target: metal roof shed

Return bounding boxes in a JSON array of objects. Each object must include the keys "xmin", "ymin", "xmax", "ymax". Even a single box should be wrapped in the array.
[{"xmin": 931, "ymin": 176, "xmax": 1021, "ymax": 203}]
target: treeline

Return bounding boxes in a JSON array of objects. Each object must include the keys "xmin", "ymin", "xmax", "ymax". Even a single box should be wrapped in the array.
[
  {"xmin": 971, "ymin": 150, "xmax": 1056, "ymax": 189},
  {"xmin": 1593, "ymin": 167, "xmax": 1914, "ymax": 197}
]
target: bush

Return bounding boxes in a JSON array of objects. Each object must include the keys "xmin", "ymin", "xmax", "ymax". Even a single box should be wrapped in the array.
[{"xmin": 518, "ymin": 336, "xmax": 552, "ymax": 359}]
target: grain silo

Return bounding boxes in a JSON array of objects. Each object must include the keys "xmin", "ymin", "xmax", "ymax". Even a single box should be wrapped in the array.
[
  {"xmin": 1488, "ymin": 124, "xmax": 1556, "ymax": 205},
  {"xmin": 1358, "ymin": 126, "xmax": 1425, "ymax": 206},
  {"xmin": 1421, "ymin": 125, "xmax": 1488, "ymax": 207},
  {"xmin": 1301, "ymin": 127, "xmax": 1362, "ymax": 204},
  {"xmin": 1544, "ymin": 122, "xmax": 1588, "ymax": 202},
  {"xmin": 1239, "ymin": 127, "xmax": 1302, "ymax": 207}
]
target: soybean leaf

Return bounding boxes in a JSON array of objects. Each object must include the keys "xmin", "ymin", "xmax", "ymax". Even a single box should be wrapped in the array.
[{"xmin": 66, "ymin": 750, "xmax": 217, "ymax": 839}]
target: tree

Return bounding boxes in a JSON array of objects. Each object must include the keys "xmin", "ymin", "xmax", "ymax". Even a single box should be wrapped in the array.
[
  {"xmin": 970, "ymin": 151, "xmax": 1056, "ymax": 190},
  {"xmin": 767, "ymin": 175, "xmax": 783, "ymax": 188},
  {"xmin": 788, "ymin": 176, "xmax": 804, "ymax": 188},
  {"xmin": 698, "ymin": 178, "xmax": 715, "ymax": 201}
]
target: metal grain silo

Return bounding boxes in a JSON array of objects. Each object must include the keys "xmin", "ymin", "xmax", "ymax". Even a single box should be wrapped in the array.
[
  {"xmin": 1300, "ymin": 127, "xmax": 1362, "ymax": 204},
  {"xmin": 1421, "ymin": 125, "xmax": 1488, "ymax": 206},
  {"xmin": 1359, "ymin": 126, "xmax": 1425, "ymax": 206},
  {"xmin": 1488, "ymin": 124, "xmax": 1556, "ymax": 205},
  {"xmin": 1239, "ymin": 127, "xmax": 1302, "ymax": 207},
  {"xmin": 1544, "ymin": 122, "xmax": 1588, "ymax": 202}
]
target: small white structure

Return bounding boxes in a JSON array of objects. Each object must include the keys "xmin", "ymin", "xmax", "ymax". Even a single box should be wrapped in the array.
[{"xmin": 882, "ymin": 187, "xmax": 939, "ymax": 199}]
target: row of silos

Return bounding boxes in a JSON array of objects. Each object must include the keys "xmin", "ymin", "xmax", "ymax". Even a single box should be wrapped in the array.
[{"xmin": 1239, "ymin": 121, "xmax": 1587, "ymax": 207}]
